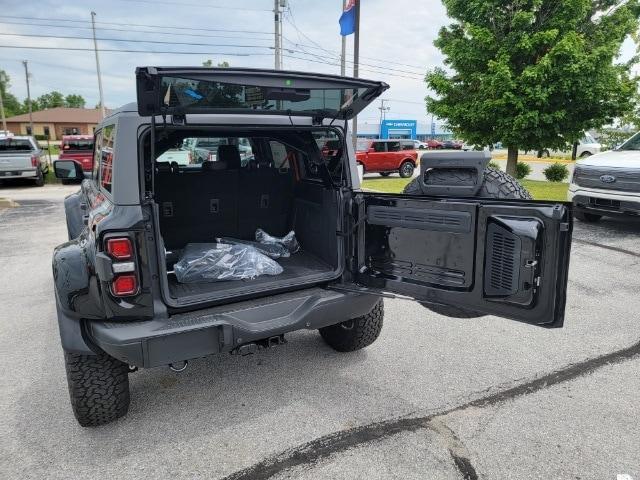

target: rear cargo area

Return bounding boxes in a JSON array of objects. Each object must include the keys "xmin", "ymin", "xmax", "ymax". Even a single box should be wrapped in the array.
[{"xmin": 151, "ymin": 130, "xmax": 345, "ymax": 306}]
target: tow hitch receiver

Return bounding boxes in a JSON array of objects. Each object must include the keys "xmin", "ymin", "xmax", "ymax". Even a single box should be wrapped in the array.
[{"xmin": 231, "ymin": 335, "xmax": 287, "ymax": 356}]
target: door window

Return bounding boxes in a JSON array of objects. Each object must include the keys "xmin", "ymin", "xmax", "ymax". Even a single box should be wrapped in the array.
[
  {"xmin": 92, "ymin": 131, "xmax": 102, "ymax": 182},
  {"xmin": 99, "ymin": 125, "xmax": 115, "ymax": 193},
  {"xmin": 372, "ymin": 142, "xmax": 386, "ymax": 152},
  {"xmin": 387, "ymin": 141, "xmax": 401, "ymax": 152}
]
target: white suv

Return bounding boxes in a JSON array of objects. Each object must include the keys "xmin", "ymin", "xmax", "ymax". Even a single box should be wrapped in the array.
[{"xmin": 568, "ymin": 132, "xmax": 640, "ymax": 222}]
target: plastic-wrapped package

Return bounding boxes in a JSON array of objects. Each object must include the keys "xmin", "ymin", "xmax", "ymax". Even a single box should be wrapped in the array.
[
  {"xmin": 255, "ymin": 229, "xmax": 300, "ymax": 254},
  {"xmin": 174, "ymin": 243, "xmax": 283, "ymax": 283},
  {"xmin": 217, "ymin": 237, "xmax": 290, "ymax": 259}
]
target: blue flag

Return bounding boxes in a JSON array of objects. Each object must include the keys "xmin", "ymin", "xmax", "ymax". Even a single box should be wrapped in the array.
[{"xmin": 339, "ymin": 0, "xmax": 356, "ymax": 36}]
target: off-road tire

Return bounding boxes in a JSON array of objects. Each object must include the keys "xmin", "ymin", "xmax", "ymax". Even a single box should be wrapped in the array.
[
  {"xmin": 403, "ymin": 168, "xmax": 531, "ymax": 318},
  {"xmin": 64, "ymin": 351, "xmax": 130, "ymax": 427},
  {"xmin": 34, "ymin": 167, "xmax": 45, "ymax": 187},
  {"xmin": 399, "ymin": 161, "xmax": 415, "ymax": 178},
  {"xmin": 402, "ymin": 167, "xmax": 532, "ymax": 200},
  {"xmin": 320, "ymin": 299, "xmax": 384, "ymax": 352},
  {"xmin": 574, "ymin": 211, "xmax": 602, "ymax": 222}
]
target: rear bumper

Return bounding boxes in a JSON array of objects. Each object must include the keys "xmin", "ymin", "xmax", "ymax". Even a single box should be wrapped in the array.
[
  {"xmin": 86, "ymin": 288, "xmax": 380, "ymax": 368},
  {"xmin": 568, "ymin": 185, "xmax": 640, "ymax": 217},
  {"xmin": 0, "ymin": 169, "xmax": 37, "ymax": 179}
]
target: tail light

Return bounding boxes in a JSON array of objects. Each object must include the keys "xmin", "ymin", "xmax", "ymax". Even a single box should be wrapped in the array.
[
  {"xmin": 188, "ymin": 151, "xmax": 193, "ymax": 164},
  {"xmin": 106, "ymin": 237, "xmax": 133, "ymax": 260},
  {"xmin": 208, "ymin": 151, "xmax": 213, "ymax": 162},
  {"xmin": 105, "ymin": 236, "xmax": 138, "ymax": 297},
  {"xmin": 31, "ymin": 155, "xmax": 38, "ymax": 167},
  {"xmin": 111, "ymin": 274, "xmax": 138, "ymax": 296}
]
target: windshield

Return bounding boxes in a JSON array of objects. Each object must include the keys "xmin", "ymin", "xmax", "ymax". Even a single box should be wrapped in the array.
[
  {"xmin": 581, "ymin": 132, "xmax": 596, "ymax": 144},
  {"xmin": 160, "ymin": 76, "xmax": 369, "ymax": 116},
  {"xmin": 62, "ymin": 140, "xmax": 94, "ymax": 151},
  {"xmin": 0, "ymin": 139, "xmax": 34, "ymax": 152},
  {"xmin": 617, "ymin": 132, "xmax": 640, "ymax": 151}
]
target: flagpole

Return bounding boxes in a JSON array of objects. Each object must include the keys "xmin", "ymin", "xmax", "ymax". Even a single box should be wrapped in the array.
[
  {"xmin": 340, "ymin": 0, "xmax": 347, "ymax": 76},
  {"xmin": 352, "ymin": 0, "xmax": 360, "ymax": 149}
]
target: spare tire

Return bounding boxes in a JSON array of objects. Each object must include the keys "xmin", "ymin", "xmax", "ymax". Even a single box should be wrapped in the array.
[{"xmin": 402, "ymin": 167, "xmax": 532, "ymax": 318}]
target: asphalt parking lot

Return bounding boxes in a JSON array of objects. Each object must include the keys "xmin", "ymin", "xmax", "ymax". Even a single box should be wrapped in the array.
[{"xmin": 1, "ymin": 183, "xmax": 639, "ymax": 480}]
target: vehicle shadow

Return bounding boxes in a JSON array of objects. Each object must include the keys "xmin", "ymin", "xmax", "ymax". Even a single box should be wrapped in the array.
[{"xmin": 15, "ymin": 328, "xmax": 418, "ymax": 469}]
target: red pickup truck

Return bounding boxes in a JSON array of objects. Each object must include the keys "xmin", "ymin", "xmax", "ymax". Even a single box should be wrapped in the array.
[
  {"xmin": 58, "ymin": 135, "xmax": 94, "ymax": 172},
  {"xmin": 355, "ymin": 139, "xmax": 418, "ymax": 178}
]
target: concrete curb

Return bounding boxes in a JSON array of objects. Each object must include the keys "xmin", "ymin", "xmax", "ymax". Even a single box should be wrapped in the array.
[{"xmin": 0, "ymin": 198, "xmax": 19, "ymax": 209}]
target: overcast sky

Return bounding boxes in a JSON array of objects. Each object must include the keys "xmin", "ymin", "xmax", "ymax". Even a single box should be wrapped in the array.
[{"xmin": 0, "ymin": 0, "xmax": 636, "ymax": 127}]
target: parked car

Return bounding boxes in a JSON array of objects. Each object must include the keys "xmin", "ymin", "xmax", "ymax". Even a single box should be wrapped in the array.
[
  {"xmin": 411, "ymin": 139, "xmax": 428, "ymax": 149},
  {"xmin": 568, "ymin": 131, "xmax": 640, "ymax": 222},
  {"xmin": 59, "ymin": 135, "xmax": 95, "ymax": 172},
  {"xmin": 356, "ymin": 139, "xmax": 418, "ymax": 177},
  {"xmin": 156, "ymin": 147, "xmax": 193, "ymax": 165},
  {"xmin": 426, "ymin": 139, "xmax": 444, "ymax": 149},
  {"xmin": 540, "ymin": 133, "xmax": 602, "ymax": 158},
  {"xmin": 442, "ymin": 140, "xmax": 462, "ymax": 150},
  {"xmin": 0, "ymin": 133, "xmax": 48, "ymax": 186},
  {"xmin": 52, "ymin": 66, "xmax": 573, "ymax": 426}
]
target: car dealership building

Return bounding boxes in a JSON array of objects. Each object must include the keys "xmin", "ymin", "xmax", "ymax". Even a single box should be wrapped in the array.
[{"xmin": 356, "ymin": 119, "xmax": 454, "ymax": 141}]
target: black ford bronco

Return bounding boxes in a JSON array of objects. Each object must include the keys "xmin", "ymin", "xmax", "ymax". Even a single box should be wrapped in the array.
[{"xmin": 53, "ymin": 67, "xmax": 573, "ymax": 426}]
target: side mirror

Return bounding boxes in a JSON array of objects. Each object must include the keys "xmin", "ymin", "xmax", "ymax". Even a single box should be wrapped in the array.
[{"xmin": 54, "ymin": 160, "xmax": 84, "ymax": 180}]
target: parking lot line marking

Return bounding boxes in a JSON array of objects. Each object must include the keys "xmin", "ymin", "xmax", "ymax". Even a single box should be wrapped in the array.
[{"xmin": 573, "ymin": 238, "xmax": 640, "ymax": 259}]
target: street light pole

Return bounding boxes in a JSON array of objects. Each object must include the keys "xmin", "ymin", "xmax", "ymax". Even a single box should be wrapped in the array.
[
  {"xmin": 91, "ymin": 11, "xmax": 106, "ymax": 119},
  {"xmin": 22, "ymin": 60, "xmax": 33, "ymax": 135},
  {"xmin": 0, "ymin": 86, "xmax": 7, "ymax": 132}
]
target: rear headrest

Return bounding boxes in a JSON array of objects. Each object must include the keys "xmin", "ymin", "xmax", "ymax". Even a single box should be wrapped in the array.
[
  {"xmin": 217, "ymin": 145, "xmax": 241, "ymax": 169},
  {"xmin": 202, "ymin": 160, "xmax": 228, "ymax": 171}
]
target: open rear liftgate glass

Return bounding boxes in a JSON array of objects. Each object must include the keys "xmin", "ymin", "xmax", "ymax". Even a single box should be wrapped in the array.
[{"xmin": 350, "ymin": 194, "xmax": 572, "ymax": 327}]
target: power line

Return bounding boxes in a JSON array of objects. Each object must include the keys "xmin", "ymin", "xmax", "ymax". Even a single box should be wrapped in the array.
[
  {"xmin": 107, "ymin": 0, "xmax": 271, "ymax": 11},
  {"xmin": 0, "ymin": 45, "xmax": 271, "ymax": 56},
  {"xmin": 0, "ymin": 16, "xmax": 272, "ymax": 35},
  {"xmin": 0, "ymin": 14, "xmax": 426, "ymax": 74},
  {"xmin": 0, "ymin": 32, "xmax": 424, "ymax": 80},
  {"xmin": 0, "ymin": 20, "xmax": 272, "ymax": 40},
  {"xmin": 283, "ymin": 40, "xmax": 425, "ymax": 77},
  {"xmin": 0, "ymin": 32, "xmax": 274, "ymax": 50}
]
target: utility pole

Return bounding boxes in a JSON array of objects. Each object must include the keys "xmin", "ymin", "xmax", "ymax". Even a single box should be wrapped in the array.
[
  {"xmin": 0, "ymin": 86, "xmax": 6, "ymax": 132},
  {"xmin": 340, "ymin": 0, "xmax": 347, "ymax": 76},
  {"xmin": 351, "ymin": 0, "xmax": 360, "ymax": 149},
  {"xmin": 91, "ymin": 11, "xmax": 106, "ymax": 119},
  {"xmin": 22, "ymin": 60, "xmax": 33, "ymax": 135},
  {"xmin": 273, "ymin": 0, "xmax": 285, "ymax": 70},
  {"xmin": 378, "ymin": 99, "xmax": 390, "ymax": 139}
]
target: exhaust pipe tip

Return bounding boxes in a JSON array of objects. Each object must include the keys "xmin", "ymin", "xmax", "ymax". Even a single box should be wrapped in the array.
[{"xmin": 169, "ymin": 360, "xmax": 188, "ymax": 372}]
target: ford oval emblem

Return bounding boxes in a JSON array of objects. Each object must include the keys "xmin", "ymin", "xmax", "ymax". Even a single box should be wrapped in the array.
[{"xmin": 600, "ymin": 174, "xmax": 616, "ymax": 183}]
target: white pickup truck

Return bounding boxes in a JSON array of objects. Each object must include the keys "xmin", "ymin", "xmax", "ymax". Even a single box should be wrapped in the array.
[{"xmin": 0, "ymin": 134, "xmax": 48, "ymax": 186}]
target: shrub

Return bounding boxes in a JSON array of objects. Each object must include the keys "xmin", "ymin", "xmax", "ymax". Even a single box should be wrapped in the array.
[
  {"xmin": 543, "ymin": 163, "xmax": 569, "ymax": 182},
  {"xmin": 487, "ymin": 160, "xmax": 501, "ymax": 170},
  {"xmin": 515, "ymin": 161, "xmax": 532, "ymax": 179}
]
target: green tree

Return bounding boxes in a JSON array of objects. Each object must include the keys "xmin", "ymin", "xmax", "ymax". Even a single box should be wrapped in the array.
[
  {"xmin": 64, "ymin": 94, "xmax": 86, "ymax": 108},
  {"xmin": 202, "ymin": 59, "xmax": 230, "ymax": 68},
  {"xmin": 0, "ymin": 70, "xmax": 25, "ymax": 117},
  {"xmin": 35, "ymin": 90, "xmax": 65, "ymax": 110},
  {"xmin": 426, "ymin": 0, "xmax": 640, "ymax": 175}
]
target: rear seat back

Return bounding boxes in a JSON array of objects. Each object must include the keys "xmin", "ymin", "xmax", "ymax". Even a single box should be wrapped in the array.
[
  {"xmin": 238, "ymin": 166, "xmax": 293, "ymax": 238},
  {"xmin": 156, "ymin": 145, "xmax": 294, "ymax": 249},
  {"xmin": 156, "ymin": 164, "xmax": 239, "ymax": 249}
]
